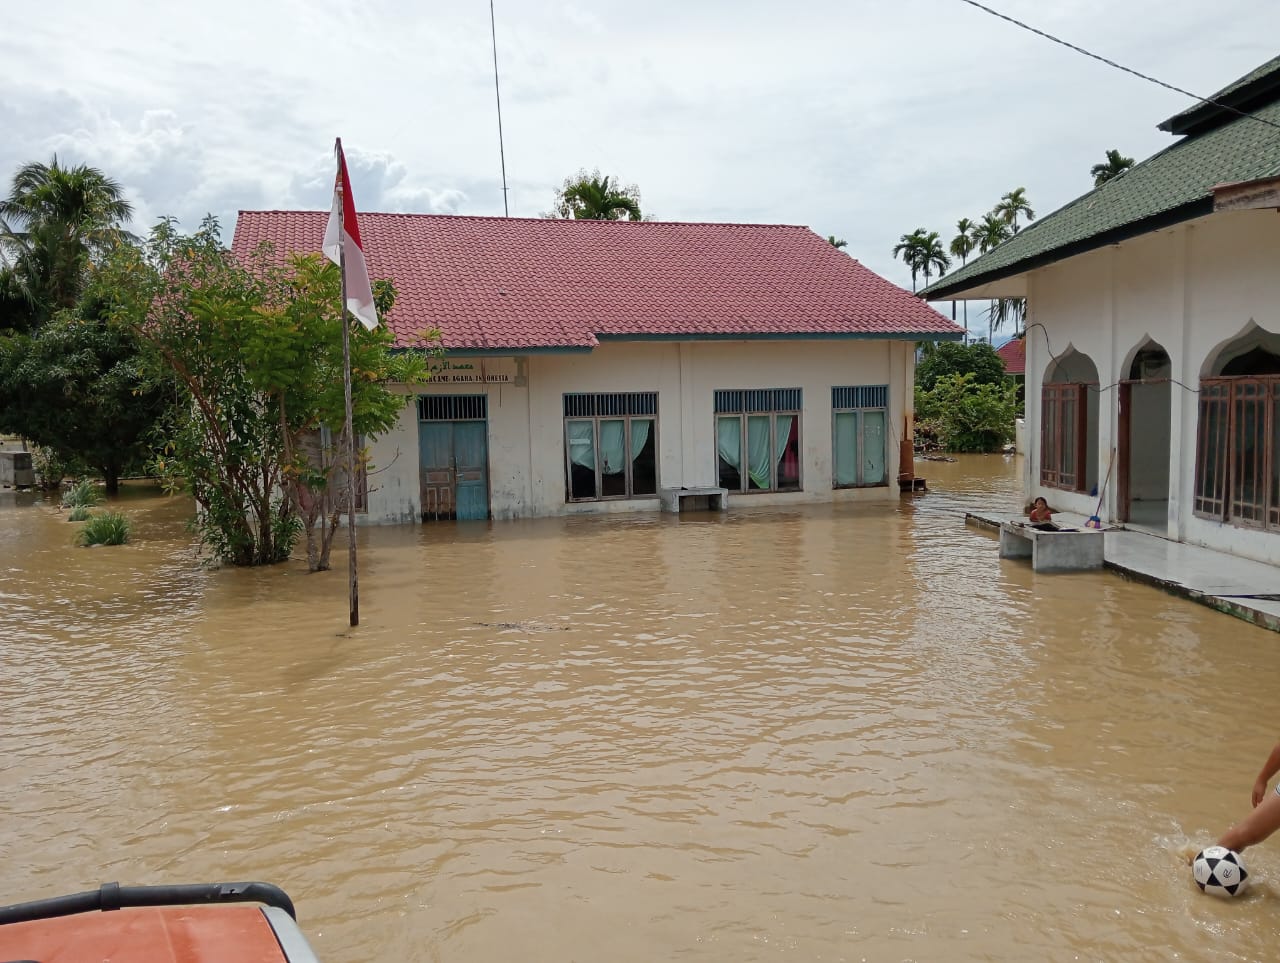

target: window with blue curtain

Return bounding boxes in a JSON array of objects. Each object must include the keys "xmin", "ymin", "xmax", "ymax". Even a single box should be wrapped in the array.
[
  {"xmin": 564, "ymin": 393, "xmax": 658, "ymax": 501},
  {"xmin": 714, "ymin": 388, "xmax": 802, "ymax": 492},
  {"xmin": 832, "ymin": 385, "xmax": 888, "ymax": 488}
]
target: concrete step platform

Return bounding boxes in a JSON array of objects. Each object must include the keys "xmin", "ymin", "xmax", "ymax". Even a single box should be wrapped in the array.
[{"xmin": 966, "ymin": 509, "xmax": 1280, "ymax": 633}]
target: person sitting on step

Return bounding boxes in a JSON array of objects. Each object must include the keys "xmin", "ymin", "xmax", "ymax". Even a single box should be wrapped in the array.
[{"xmin": 1027, "ymin": 496, "xmax": 1057, "ymax": 530}]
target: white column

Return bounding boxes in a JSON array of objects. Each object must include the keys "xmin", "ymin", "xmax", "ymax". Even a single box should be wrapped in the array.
[
  {"xmin": 1024, "ymin": 274, "xmax": 1037, "ymax": 502},
  {"xmin": 678, "ymin": 342, "xmax": 696, "ymax": 487},
  {"xmin": 1103, "ymin": 245, "xmax": 1118, "ymax": 518},
  {"xmin": 1170, "ymin": 224, "xmax": 1193, "ymax": 541}
]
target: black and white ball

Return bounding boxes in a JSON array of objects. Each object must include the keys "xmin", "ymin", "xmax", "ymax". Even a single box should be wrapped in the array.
[{"xmin": 1193, "ymin": 846, "xmax": 1250, "ymax": 898}]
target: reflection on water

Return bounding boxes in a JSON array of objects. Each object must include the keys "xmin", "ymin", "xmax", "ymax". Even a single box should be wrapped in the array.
[{"xmin": 3, "ymin": 455, "xmax": 1278, "ymax": 961}]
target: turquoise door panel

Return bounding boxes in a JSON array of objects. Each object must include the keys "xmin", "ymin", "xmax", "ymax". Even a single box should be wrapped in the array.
[{"xmin": 453, "ymin": 420, "xmax": 489, "ymax": 521}]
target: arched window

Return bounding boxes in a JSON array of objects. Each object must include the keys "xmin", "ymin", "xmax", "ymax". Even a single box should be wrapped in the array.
[
  {"xmin": 1194, "ymin": 328, "xmax": 1280, "ymax": 531},
  {"xmin": 1041, "ymin": 349, "xmax": 1099, "ymax": 492}
]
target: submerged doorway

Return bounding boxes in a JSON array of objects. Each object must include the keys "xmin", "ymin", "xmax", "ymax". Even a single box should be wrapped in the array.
[
  {"xmin": 418, "ymin": 395, "xmax": 490, "ymax": 521},
  {"xmin": 1117, "ymin": 343, "xmax": 1171, "ymax": 532}
]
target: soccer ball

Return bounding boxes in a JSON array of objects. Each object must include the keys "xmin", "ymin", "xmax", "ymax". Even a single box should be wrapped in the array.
[{"xmin": 1193, "ymin": 846, "xmax": 1250, "ymax": 898}]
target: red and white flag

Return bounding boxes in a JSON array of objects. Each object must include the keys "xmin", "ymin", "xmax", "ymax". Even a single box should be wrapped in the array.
[{"xmin": 322, "ymin": 138, "xmax": 379, "ymax": 330}]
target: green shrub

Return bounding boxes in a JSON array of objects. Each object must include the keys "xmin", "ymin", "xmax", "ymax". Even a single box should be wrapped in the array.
[
  {"xmin": 78, "ymin": 511, "xmax": 130, "ymax": 546},
  {"xmin": 32, "ymin": 445, "xmax": 88, "ymax": 491},
  {"xmin": 67, "ymin": 505, "xmax": 92, "ymax": 522},
  {"xmin": 62, "ymin": 479, "xmax": 104, "ymax": 509},
  {"xmin": 915, "ymin": 373, "xmax": 1020, "ymax": 453}
]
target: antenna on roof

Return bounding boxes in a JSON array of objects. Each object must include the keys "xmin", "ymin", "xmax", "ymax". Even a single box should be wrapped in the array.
[{"xmin": 490, "ymin": 0, "xmax": 511, "ymax": 216}]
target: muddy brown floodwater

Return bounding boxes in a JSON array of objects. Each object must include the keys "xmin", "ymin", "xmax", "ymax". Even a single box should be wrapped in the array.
[{"xmin": 2, "ymin": 455, "xmax": 1279, "ymax": 961}]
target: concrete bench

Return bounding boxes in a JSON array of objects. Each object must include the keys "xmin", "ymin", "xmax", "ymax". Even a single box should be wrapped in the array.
[
  {"xmin": 998, "ymin": 520, "xmax": 1105, "ymax": 572},
  {"xmin": 660, "ymin": 486, "xmax": 728, "ymax": 513}
]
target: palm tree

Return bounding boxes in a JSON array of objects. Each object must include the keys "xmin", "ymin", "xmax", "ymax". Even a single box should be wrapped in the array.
[
  {"xmin": 0, "ymin": 158, "xmax": 133, "ymax": 320},
  {"xmin": 949, "ymin": 218, "xmax": 976, "ymax": 266},
  {"xmin": 950, "ymin": 218, "xmax": 977, "ymax": 338},
  {"xmin": 973, "ymin": 213, "xmax": 1020, "ymax": 341},
  {"xmin": 917, "ymin": 231, "xmax": 950, "ymax": 288},
  {"xmin": 556, "ymin": 173, "xmax": 642, "ymax": 221},
  {"xmin": 994, "ymin": 187, "xmax": 1035, "ymax": 233},
  {"xmin": 892, "ymin": 230, "xmax": 926, "ymax": 292},
  {"xmin": 986, "ymin": 296, "xmax": 1026, "ymax": 342},
  {"xmin": 827, "ymin": 235, "xmax": 848, "ymax": 250},
  {"xmin": 1091, "ymin": 149, "xmax": 1135, "ymax": 186},
  {"xmin": 975, "ymin": 213, "xmax": 1011, "ymax": 254}
]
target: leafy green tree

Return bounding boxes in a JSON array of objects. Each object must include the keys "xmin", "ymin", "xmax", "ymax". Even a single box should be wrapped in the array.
[
  {"xmin": 0, "ymin": 308, "xmax": 170, "ymax": 494},
  {"xmin": 101, "ymin": 217, "xmax": 432, "ymax": 569},
  {"xmin": 257, "ymin": 252, "xmax": 436, "ymax": 571},
  {"xmin": 994, "ymin": 187, "xmax": 1035, "ymax": 233},
  {"xmin": 545, "ymin": 169, "xmax": 643, "ymax": 220},
  {"xmin": 1091, "ymin": 149, "xmax": 1135, "ymax": 186},
  {"xmin": 915, "ymin": 340, "xmax": 1008, "ymax": 392},
  {"xmin": 0, "ymin": 158, "xmax": 134, "ymax": 329},
  {"xmin": 914, "ymin": 372, "xmax": 1019, "ymax": 452},
  {"xmin": 827, "ymin": 235, "xmax": 848, "ymax": 250},
  {"xmin": 0, "ymin": 267, "xmax": 37, "ymax": 333}
]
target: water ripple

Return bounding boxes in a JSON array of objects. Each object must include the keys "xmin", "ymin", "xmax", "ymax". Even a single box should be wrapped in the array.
[{"xmin": 3, "ymin": 465, "xmax": 1279, "ymax": 961}]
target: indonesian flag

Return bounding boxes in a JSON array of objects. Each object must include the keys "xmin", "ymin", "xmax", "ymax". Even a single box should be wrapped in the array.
[{"xmin": 322, "ymin": 138, "xmax": 379, "ymax": 330}]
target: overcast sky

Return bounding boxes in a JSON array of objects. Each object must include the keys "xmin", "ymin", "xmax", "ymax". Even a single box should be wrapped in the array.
[{"xmin": 2, "ymin": 1, "xmax": 1273, "ymax": 336}]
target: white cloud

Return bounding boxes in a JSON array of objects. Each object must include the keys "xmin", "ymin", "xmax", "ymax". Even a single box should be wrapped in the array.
[{"xmin": 1, "ymin": 0, "xmax": 1274, "ymax": 322}]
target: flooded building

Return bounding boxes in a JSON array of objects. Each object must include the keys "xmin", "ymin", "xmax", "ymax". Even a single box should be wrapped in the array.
[
  {"xmin": 233, "ymin": 214, "xmax": 960, "ymax": 523},
  {"xmin": 922, "ymin": 53, "xmax": 1280, "ymax": 568}
]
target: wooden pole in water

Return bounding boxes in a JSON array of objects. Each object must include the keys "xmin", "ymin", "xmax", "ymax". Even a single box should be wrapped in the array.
[{"xmin": 337, "ymin": 159, "xmax": 360, "ymax": 628}]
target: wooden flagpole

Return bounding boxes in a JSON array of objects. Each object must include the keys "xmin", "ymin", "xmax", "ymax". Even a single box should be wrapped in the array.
[{"xmin": 336, "ymin": 139, "xmax": 360, "ymax": 627}]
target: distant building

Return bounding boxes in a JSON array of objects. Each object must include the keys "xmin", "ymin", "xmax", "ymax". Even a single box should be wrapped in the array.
[
  {"xmin": 995, "ymin": 337, "xmax": 1025, "ymax": 381},
  {"xmin": 233, "ymin": 214, "xmax": 961, "ymax": 522},
  {"xmin": 922, "ymin": 54, "xmax": 1280, "ymax": 566}
]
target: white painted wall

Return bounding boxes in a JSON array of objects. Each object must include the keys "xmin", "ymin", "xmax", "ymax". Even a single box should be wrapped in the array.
[
  {"xmin": 363, "ymin": 338, "xmax": 917, "ymax": 523},
  {"xmin": 1024, "ymin": 209, "xmax": 1280, "ymax": 564}
]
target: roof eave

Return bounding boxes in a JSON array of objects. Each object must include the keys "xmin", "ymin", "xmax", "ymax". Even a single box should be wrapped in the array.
[
  {"xmin": 594, "ymin": 330, "xmax": 965, "ymax": 343},
  {"xmin": 920, "ymin": 197, "xmax": 1213, "ymax": 302},
  {"xmin": 1158, "ymin": 71, "xmax": 1280, "ymax": 136}
]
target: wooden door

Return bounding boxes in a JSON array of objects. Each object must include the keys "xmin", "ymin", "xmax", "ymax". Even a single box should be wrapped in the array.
[
  {"xmin": 453, "ymin": 421, "xmax": 490, "ymax": 521},
  {"xmin": 1117, "ymin": 381, "xmax": 1131, "ymax": 521},
  {"xmin": 419, "ymin": 421, "xmax": 455, "ymax": 520}
]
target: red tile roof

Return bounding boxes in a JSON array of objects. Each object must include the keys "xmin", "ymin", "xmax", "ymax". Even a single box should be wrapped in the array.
[
  {"xmin": 996, "ymin": 336, "xmax": 1026, "ymax": 375},
  {"xmin": 231, "ymin": 212, "xmax": 961, "ymax": 351}
]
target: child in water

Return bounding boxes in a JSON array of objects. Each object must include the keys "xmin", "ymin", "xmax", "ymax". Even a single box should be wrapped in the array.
[
  {"xmin": 1215, "ymin": 740, "xmax": 1280, "ymax": 853},
  {"xmin": 1028, "ymin": 497, "xmax": 1052, "ymax": 524}
]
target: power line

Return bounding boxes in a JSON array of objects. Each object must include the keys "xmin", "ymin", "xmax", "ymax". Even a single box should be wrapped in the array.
[
  {"xmin": 489, "ymin": 0, "xmax": 511, "ymax": 216},
  {"xmin": 955, "ymin": 0, "xmax": 1280, "ymax": 132}
]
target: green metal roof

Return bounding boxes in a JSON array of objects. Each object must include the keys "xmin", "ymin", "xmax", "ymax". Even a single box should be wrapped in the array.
[
  {"xmin": 921, "ymin": 56, "xmax": 1280, "ymax": 303},
  {"xmin": 1161, "ymin": 54, "xmax": 1280, "ymax": 135}
]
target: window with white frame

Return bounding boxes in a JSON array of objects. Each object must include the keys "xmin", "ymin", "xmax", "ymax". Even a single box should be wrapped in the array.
[
  {"xmin": 715, "ymin": 388, "xmax": 802, "ymax": 492},
  {"xmin": 564, "ymin": 392, "xmax": 658, "ymax": 501},
  {"xmin": 832, "ymin": 385, "xmax": 888, "ymax": 487}
]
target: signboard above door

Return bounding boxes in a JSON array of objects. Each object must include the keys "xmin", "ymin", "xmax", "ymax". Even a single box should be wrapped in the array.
[{"xmin": 428, "ymin": 358, "xmax": 518, "ymax": 385}]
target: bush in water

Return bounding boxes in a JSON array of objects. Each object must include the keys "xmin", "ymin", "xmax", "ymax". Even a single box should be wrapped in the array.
[
  {"xmin": 78, "ymin": 511, "xmax": 130, "ymax": 546},
  {"xmin": 61, "ymin": 479, "xmax": 103, "ymax": 509}
]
